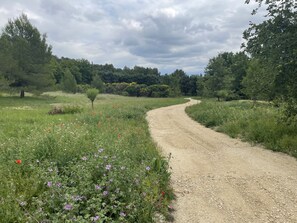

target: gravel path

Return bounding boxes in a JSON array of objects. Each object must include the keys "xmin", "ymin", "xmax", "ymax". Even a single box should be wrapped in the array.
[{"xmin": 146, "ymin": 99, "xmax": 297, "ymax": 223}]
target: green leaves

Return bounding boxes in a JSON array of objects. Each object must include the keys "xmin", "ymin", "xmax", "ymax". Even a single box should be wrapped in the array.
[
  {"xmin": 86, "ymin": 88, "xmax": 99, "ymax": 109},
  {"xmin": 244, "ymin": 0, "xmax": 297, "ymax": 119},
  {"xmin": 0, "ymin": 14, "xmax": 53, "ymax": 97}
]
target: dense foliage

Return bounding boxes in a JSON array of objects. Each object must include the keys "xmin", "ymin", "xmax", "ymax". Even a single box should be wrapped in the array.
[{"xmin": 0, "ymin": 14, "xmax": 54, "ymax": 97}]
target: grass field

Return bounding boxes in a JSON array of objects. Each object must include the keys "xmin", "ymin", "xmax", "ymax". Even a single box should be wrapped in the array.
[
  {"xmin": 186, "ymin": 100, "xmax": 297, "ymax": 158},
  {"xmin": 0, "ymin": 92, "xmax": 185, "ymax": 223}
]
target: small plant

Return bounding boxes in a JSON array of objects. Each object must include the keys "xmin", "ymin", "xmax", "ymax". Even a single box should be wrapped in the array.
[{"xmin": 86, "ymin": 88, "xmax": 99, "ymax": 109}]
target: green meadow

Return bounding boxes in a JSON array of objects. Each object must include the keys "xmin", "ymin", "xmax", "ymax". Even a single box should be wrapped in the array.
[
  {"xmin": 0, "ymin": 92, "xmax": 185, "ymax": 223},
  {"xmin": 186, "ymin": 100, "xmax": 297, "ymax": 158}
]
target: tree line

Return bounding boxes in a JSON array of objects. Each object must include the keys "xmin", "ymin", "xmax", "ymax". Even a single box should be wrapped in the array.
[
  {"xmin": 0, "ymin": 0, "xmax": 296, "ymax": 119},
  {"xmin": 0, "ymin": 14, "xmax": 197, "ymax": 98}
]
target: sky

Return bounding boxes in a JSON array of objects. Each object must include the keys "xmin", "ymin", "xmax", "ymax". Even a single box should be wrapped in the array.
[{"xmin": 0, "ymin": 0, "xmax": 265, "ymax": 74}]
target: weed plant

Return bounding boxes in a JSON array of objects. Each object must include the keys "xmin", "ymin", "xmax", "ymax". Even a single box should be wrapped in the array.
[
  {"xmin": 0, "ymin": 93, "xmax": 184, "ymax": 222},
  {"xmin": 186, "ymin": 100, "xmax": 297, "ymax": 158}
]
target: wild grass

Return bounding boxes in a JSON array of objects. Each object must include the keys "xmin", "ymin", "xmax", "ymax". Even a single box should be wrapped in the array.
[
  {"xmin": 0, "ymin": 92, "xmax": 185, "ymax": 222},
  {"xmin": 186, "ymin": 100, "xmax": 297, "ymax": 158}
]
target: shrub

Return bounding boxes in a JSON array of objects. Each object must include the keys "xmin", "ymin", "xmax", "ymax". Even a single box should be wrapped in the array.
[
  {"xmin": 76, "ymin": 84, "xmax": 91, "ymax": 93},
  {"xmin": 86, "ymin": 88, "xmax": 99, "ymax": 109},
  {"xmin": 48, "ymin": 105, "xmax": 83, "ymax": 115}
]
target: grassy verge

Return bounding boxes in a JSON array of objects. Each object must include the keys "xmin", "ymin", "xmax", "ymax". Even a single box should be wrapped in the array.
[
  {"xmin": 186, "ymin": 100, "xmax": 297, "ymax": 158},
  {"xmin": 0, "ymin": 92, "xmax": 185, "ymax": 223}
]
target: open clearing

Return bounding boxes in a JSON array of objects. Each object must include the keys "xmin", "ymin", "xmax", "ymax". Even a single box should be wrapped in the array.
[{"xmin": 147, "ymin": 99, "xmax": 297, "ymax": 223}]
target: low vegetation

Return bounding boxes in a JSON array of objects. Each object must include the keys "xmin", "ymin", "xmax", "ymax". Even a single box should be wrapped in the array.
[
  {"xmin": 0, "ymin": 92, "xmax": 185, "ymax": 222},
  {"xmin": 186, "ymin": 100, "xmax": 297, "ymax": 158}
]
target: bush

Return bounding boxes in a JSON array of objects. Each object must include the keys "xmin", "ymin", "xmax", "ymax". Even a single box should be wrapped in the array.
[
  {"xmin": 86, "ymin": 88, "xmax": 99, "ymax": 109},
  {"xmin": 148, "ymin": 85, "xmax": 170, "ymax": 98},
  {"xmin": 48, "ymin": 105, "xmax": 83, "ymax": 115},
  {"xmin": 76, "ymin": 84, "xmax": 91, "ymax": 93}
]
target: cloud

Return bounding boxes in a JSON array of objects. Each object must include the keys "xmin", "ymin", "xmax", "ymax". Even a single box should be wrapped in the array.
[{"xmin": 0, "ymin": 0, "xmax": 265, "ymax": 74}]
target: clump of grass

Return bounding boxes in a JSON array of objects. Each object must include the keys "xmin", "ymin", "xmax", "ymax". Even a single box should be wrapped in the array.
[
  {"xmin": 48, "ymin": 104, "xmax": 83, "ymax": 115},
  {"xmin": 186, "ymin": 100, "xmax": 297, "ymax": 158},
  {"xmin": 0, "ymin": 93, "xmax": 184, "ymax": 222}
]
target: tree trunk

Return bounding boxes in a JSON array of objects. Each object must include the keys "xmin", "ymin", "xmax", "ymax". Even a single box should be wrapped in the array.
[{"xmin": 20, "ymin": 89, "xmax": 25, "ymax": 98}]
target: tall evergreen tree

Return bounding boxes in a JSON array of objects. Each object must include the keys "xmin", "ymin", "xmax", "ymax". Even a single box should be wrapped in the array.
[
  {"xmin": 61, "ymin": 68, "xmax": 77, "ymax": 93},
  {"xmin": 0, "ymin": 14, "xmax": 54, "ymax": 97}
]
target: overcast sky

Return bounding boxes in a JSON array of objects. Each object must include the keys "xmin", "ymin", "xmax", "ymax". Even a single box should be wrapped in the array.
[{"xmin": 0, "ymin": 0, "xmax": 264, "ymax": 74}]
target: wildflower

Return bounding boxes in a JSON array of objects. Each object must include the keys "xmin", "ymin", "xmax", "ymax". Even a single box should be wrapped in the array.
[
  {"xmin": 64, "ymin": 204, "xmax": 73, "ymax": 211},
  {"xmin": 103, "ymin": 191, "xmax": 109, "ymax": 196},
  {"xmin": 73, "ymin": 195, "xmax": 85, "ymax": 201},
  {"xmin": 120, "ymin": 212, "xmax": 126, "ymax": 217},
  {"xmin": 48, "ymin": 168, "xmax": 53, "ymax": 172},
  {"xmin": 161, "ymin": 191, "xmax": 165, "ymax": 197},
  {"xmin": 92, "ymin": 216, "xmax": 100, "ymax": 221},
  {"xmin": 121, "ymin": 166, "xmax": 126, "ymax": 170},
  {"xmin": 105, "ymin": 164, "xmax": 112, "ymax": 170},
  {"xmin": 16, "ymin": 159, "xmax": 22, "ymax": 164},
  {"xmin": 146, "ymin": 166, "xmax": 150, "ymax": 171},
  {"xmin": 47, "ymin": 181, "xmax": 52, "ymax": 187},
  {"xmin": 19, "ymin": 201, "xmax": 27, "ymax": 206},
  {"xmin": 56, "ymin": 182, "xmax": 62, "ymax": 187},
  {"xmin": 98, "ymin": 148, "xmax": 104, "ymax": 153},
  {"xmin": 95, "ymin": 185, "xmax": 101, "ymax": 190},
  {"xmin": 82, "ymin": 156, "xmax": 88, "ymax": 161}
]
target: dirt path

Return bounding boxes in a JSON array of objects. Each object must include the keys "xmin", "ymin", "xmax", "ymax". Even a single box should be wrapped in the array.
[{"xmin": 146, "ymin": 99, "xmax": 297, "ymax": 223}]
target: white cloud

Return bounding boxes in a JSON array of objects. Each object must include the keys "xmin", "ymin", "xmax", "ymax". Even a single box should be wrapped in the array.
[{"xmin": 0, "ymin": 0, "xmax": 266, "ymax": 74}]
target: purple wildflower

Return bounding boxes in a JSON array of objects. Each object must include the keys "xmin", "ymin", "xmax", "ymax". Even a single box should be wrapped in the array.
[
  {"xmin": 56, "ymin": 182, "xmax": 62, "ymax": 187},
  {"xmin": 92, "ymin": 215, "xmax": 100, "ymax": 221},
  {"xmin": 105, "ymin": 164, "xmax": 112, "ymax": 170},
  {"xmin": 103, "ymin": 191, "xmax": 109, "ymax": 196},
  {"xmin": 73, "ymin": 195, "xmax": 84, "ymax": 201},
  {"xmin": 64, "ymin": 204, "xmax": 73, "ymax": 211},
  {"xmin": 95, "ymin": 185, "xmax": 101, "ymax": 190},
  {"xmin": 47, "ymin": 181, "xmax": 52, "ymax": 187},
  {"xmin": 146, "ymin": 166, "xmax": 150, "ymax": 171}
]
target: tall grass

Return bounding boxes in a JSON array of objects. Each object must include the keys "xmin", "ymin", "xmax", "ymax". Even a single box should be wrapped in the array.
[
  {"xmin": 186, "ymin": 100, "xmax": 297, "ymax": 158},
  {"xmin": 0, "ymin": 93, "xmax": 185, "ymax": 222}
]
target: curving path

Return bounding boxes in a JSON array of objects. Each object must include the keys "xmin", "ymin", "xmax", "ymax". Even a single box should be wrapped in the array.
[{"xmin": 146, "ymin": 98, "xmax": 297, "ymax": 223}]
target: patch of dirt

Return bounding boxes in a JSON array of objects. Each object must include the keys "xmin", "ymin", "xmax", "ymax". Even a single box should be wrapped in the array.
[{"xmin": 147, "ymin": 99, "xmax": 297, "ymax": 223}]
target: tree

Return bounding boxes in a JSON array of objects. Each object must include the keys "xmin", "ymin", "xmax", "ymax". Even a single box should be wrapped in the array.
[
  {"xmin": 86, "ymin": 88, "xmax": 99, "ymax": 109},
  {"xmin": 242, "ymin": 59, "xmax": 276, "ymax": 102},
  {"xmin": 243, "ymin": 0, "xmax": 297, "ymax": 101},
  {"xmin": 91, "ymin": 74, "xmax": 105, "ymax": 92},
  {"xmin": 204, "ymin": 53, "xmax": 233, "ymax": 99},
  {"xmin": 61, "ymin": 68, "xmax": 77, "ymax": 93},
  {"xmin": 0, "ymin": 14, "xmax": 54, "ymax": 97}
]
